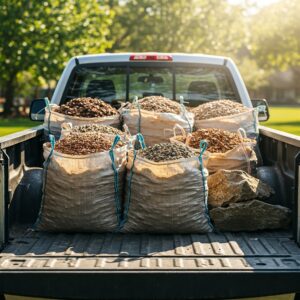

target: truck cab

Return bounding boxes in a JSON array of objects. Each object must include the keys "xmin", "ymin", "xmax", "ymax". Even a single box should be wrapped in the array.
[{"xmin": 1, "ymin": 53, "xmax": 300, "ymax": 299}]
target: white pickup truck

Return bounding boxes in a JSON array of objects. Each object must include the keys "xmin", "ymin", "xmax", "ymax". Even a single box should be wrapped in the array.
[{"xmin": 1, "ymin": 53, "xmax": 300, "ymax": 300}]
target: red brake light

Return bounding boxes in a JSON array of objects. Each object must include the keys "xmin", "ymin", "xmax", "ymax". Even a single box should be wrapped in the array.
[{"xmin": 130, "ymin": 54, "xmax": 173, "ymax": 61}]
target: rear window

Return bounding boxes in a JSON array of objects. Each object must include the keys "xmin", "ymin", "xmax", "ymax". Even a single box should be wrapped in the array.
[
  {"xmin": 129, "ymin": 67, "xmax": 173, "ymax": 100},
  {"xmin": 64, "ymin": 66, "xmax": 127, "ymax": 105},
  {"xmin": 175, "ymin": 66, "xmax": 237, "ymax": 106},
  {"xmin": 63, "ymin": 63, "xmax": 239, "ymax": 106}
]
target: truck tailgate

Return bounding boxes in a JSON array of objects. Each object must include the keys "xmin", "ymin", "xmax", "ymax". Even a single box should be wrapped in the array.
[{"xmin": 1, "ymin": 229, "xmax": 300, "ymax": 299}]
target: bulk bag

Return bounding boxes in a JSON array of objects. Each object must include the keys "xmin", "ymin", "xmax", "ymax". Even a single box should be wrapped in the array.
[
  {"xmin": 170, "ymin": 126, "xmax": 257, "ymax": 174},
  {"xmin": 122, "ymin": 135, "xmax": 213, "ymax": 233},
  {"xmin": 192, "ymin": 100, "xmax": 259, "ymax": 139},
  {"xmin": 36, "ymin": 134, "xmax": 126, "ymax": 232},
  {"xmin": 43, "ymin": 98, "xmax": 120, "ymax": 139},
  {"xmin": 121, "ymin": 96, "xmax": 194, "ymax": 146}
]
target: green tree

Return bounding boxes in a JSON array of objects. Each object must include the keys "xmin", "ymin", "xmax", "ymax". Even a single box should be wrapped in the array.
[
  {"xmin": 0, "ymin": 0, "xmax": 113, "ymax": 116},
  {"xmin": 109, "ymin": 0, "xmax": 246, "ymax": 55},
  {"xmin": 251, "ymin": 0, "xmax": 300, "ymax": 70}
]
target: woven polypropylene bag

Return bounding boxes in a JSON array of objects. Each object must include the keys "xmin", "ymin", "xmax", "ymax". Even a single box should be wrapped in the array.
[
  {"xmin": 44, "ymin": 104, "xmax": 121, "ymax": 140},
  {"xmin": 170, "ymin": 137, "xmax": 257, "ymax": 175},
  {"xmin": 36, "ymin": 138, "xmax": 126, "ymax": 232},
  {"xmin": 121, "ymin": 107, "xmax": 194, "ymax": 146},
  {"xmin": 122, "ymin": 149, "xmax": 213, "ymax": 233},
  {"xmin": 194, "ymin": 109, "xmax": 259, "ymax": 139}
]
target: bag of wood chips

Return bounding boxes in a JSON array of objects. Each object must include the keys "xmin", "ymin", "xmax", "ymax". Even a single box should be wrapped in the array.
[
  {"xmin": 36, "ymin": 133, "xmax": 126, "ymax": 232},
  {"xmin": 170, "ymin": 126, "xmax": 257, "ymax": 174},
  {"xmin": 121, "ymin": 134, "xmax": 213, "ymax": 233},
  {"xmin": 192, "ymin": 100, "xmax": 259, "ymax": 139},
  {"xmin": 43, "ymin": 97, "xmax": 120, "ymax": 139},
  {"xmin": 121, "ymin": 96, "xmax": 194, "ymax": 146}
]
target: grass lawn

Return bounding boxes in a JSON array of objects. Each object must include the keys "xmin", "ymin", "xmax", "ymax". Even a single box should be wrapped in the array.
[
  {"xmin": 264, "ymin": 106, "xmax": 300, "ymax": 136},
  {"xmin": 0, "ymin": 118, "xmax": 36, "ymax": 137},
  {"xmin": 0, "ymin": 106, "xmax": 299, "ymax": 137}
]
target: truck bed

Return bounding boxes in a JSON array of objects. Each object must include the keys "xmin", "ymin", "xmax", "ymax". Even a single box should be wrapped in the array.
[
  {"xmin": 1, "ymin": 226, "xmax": 300, "ymax": 299},
  {"xmin": 1, "ymin": 127, "xmax": 300, "ymax": 299},
  {"xmin": 2, "ymin": 226, "xmax": 299, "ymax": 270}
]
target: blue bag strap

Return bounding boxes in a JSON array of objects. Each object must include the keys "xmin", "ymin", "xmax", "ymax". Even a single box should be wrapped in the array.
[
  {"xmin": 109, "ymin": 135, "xmax": 122, "ymax": 230},
  {"xmin": 120, "ymin": 133, "xmax": 145, "ymax": 229},
  {"xmin": 136, "ymin": 133, "xmax": 146, "ymax": 149},
  {"xmin": 46, "ymin": 134, "xmax": 55, "ymax": 165},
  {"xmin": 198, "ymin": 139, "xmax": 215, "ymax": 232},
  {"xmin": 198, "ymin": 140, "xmax": 207, "ymax": 167}
]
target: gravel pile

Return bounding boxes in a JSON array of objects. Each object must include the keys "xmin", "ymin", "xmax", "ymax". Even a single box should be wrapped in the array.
[
  {"xmin": 129, "ymin": 96, "xmax": 181, "ymax": 114},
  {"xmin": 192, "ymin": 100, "xmax": 250, "ymax": 120},
  {"xmin": 177, "ymin": 128, "xmax": 255, "ymax": 153},
  {"xmin": 55, "ymin": 97, "xmax": 118, "ymax": 118},
  {"xmin": 48, "ymin": 132, "xmax": 124, "ymax": 155},
  {"xmin": 72, "ymin": 124, "xmax": 123, "ymax": 135},
  {"xmin": 139, "ymin": 143, "xmax": 194, "ymax": 162}
]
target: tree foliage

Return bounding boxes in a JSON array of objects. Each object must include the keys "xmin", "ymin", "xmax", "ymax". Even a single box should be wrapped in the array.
[
  {"xmin": 0, "ymin": 0, "xmax": 299, "ymax": 116},
  {"xmin": 0, "ymin": 0, "xmax": 112, "ymax": 115},
  {"xmin": 250, "ymin": 0, "xmax": 300, "ymax": 70},
  {"xmin": 109, "ymin": 0, "xmax": 246, "ymax": 56}
]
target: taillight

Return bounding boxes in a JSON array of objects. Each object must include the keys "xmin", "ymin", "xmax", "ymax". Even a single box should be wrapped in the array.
[{"xmin": 129, "ymin": 54, "xmax": 173, "ymax": 61}]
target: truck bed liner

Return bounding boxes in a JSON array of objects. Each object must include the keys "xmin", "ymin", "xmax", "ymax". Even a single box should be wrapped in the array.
[{"xmin": 1, "ymin": 228, "xmax": 300, "ymax": 271}]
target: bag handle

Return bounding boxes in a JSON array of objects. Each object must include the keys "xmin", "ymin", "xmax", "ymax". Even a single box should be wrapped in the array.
[
  {"xmin": 136, "ymin": 133, "xmax": 146, "ymax": 149},
  {"xmin": 237, "ymin": 128, "xmax": 251, "ymax": 174},
  {"xmin": 121, "ymin": 133, "xmax": 145, "ymax": 229},
  {"xmin": 109, "ymin": 134, "xmax": 122, "ymax": 229},
  {"xmin": 132, "ymin": 96, "xmax": 142, "ymax": 134},
  {"xmin": 179, "ymin": 96, "xmax": 192, "ymax": 133},
  {"xmin": 237, "ymin": 127, "xmax": 247, "ymax": 139},
  {"xmin": 173, "ymin": 124, "xmax": 187, "ymax": 138},
  {"xmin": 44, "ymin": 97, "xmax": 52, "ymax": 134},
  {"xmin": 198, "ymin": 140, "xmax": 207, "ymax": 166}
]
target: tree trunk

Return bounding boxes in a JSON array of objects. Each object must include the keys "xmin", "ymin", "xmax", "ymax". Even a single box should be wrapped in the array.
[{"xmin": 3, "ymin": 75, "xmax": 16, "ymax": 117}]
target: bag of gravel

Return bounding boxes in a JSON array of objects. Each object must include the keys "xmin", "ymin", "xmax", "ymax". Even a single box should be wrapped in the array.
[
  {"xmin": 44, "ymin": 97, "xmax": 121, "ymax": 139},
  {"xmin": 36, "ymin": 133, "xmax": 126, "ymax": 233},
  {"xmin": 170, "ymin": 127, "xmax": 257, "ymax": 174},
  {"xmin": 121, "ymin": 135, "xmax": 213, "ymax": 233},
  {"xmin": 192, "ymin": 100, "xmax": 259, "ymax": 139},
  {"xmin": 121, "ymin": 96, "xmax": 194, "ymax": 146}
]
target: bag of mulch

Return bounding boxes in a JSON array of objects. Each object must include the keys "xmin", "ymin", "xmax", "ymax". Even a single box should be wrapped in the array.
[
  {"xmin": 36, "ymin": 133, "xmax": 126, "ymax": 232},
  {"xmin": 43, "ymin": 97, "xmax": 121, "ymax": 140},
  {"xmin": 121, "ymin": 96, "xmax": 194, "ymax": 146},
  {"xmin": 121, "ymin": 134, "xmax": 213, "ymax": 233},
  {"xmin": 192, "ymin": 100, "xmax": 259, "ymax": 139},
  {"xmin": 170, "ymin": 126, "xmax": 257, "ymax": 174}
]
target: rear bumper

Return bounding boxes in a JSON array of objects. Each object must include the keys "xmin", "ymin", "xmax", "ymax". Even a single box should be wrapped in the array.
[{"xmin": 1, "ymin": 271, "xmax": 300, "ymax": 300}]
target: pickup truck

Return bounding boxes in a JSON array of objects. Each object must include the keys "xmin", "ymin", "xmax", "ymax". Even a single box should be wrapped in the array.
[{"xmin": 1, "ymin": 53, "xmax": 300, "ymax": 300}]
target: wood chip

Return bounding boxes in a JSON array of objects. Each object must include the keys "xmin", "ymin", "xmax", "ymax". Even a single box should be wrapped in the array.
[
  {"xmin": 55, "ymin": 97, "xmax": 118, "ymax": 118},
  {"xmin": 192, "ymin": 100, "xmax": 250, "ymax": 120},
  {"xmin": 127, "ymin": 96, "xmax": 181, "ymax": 114},
  {"xmin": 47, "ymin": 132, "xmax": 124, "ymax": 155},
  {"xmin": 176, "ymin": 128, "xmax": 255, "ymax": 153}
]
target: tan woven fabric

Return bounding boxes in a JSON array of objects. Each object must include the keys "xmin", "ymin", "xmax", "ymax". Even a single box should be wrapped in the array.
[
  {"xmin": 122, "ymin": 153, "xmax": 213, "ymax": 233},
  {"xmin": 121, "ymin": 108, "xmax": 194, "ymax": 146},
  {"xmin": 194, "ymin": 109, "xmax": 258, "ymax": 139},
  {"xmin": 37, "ymin": 144, "xmax": 126, "ymax": 232},
  {"xmin": 44, "ymin": 105, "xmax": 121, "ymax": 139}
]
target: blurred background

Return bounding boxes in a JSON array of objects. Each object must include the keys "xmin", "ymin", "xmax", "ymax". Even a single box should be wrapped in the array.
[{"xmin": 0, "ymin": 0, "xmax": 299, "ymax": 136}]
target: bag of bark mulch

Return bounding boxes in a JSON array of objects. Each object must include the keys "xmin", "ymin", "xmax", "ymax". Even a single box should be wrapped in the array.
[
  {"xmin": 36, "ymin": 133, "xmax": 126, "ymax": 233},
  {"xmin": 121, "ymin": 134, "xmax": 213, "ymax": 233},
  {"xmin": 170, "ymin": 126, "xmax": 257, "ymax": 174},
  {"xmin": 192, "ymin": 100, "xmax": 259, "ymax": 139},
  {"xmin": 43, "ymin": 97, "xmax": 121, "ymax": 140},
  {"xmin": 121, "ymin": 96, "xmax": 194, "ymax": 146}
]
